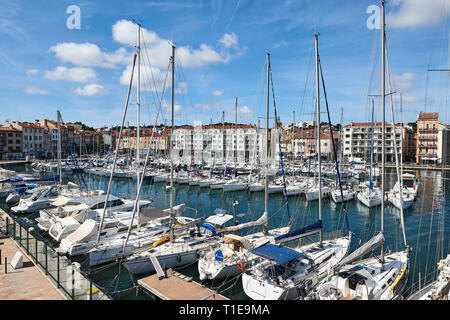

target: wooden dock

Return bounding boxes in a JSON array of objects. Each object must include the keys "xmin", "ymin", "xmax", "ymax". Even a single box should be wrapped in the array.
[
  {"xmin": 138, "ymin": 269, "xmax": 229, "ymax": 300},
  {"xmin": 0, "ymin": 237, "xmax": 65, "ymax": 300},
  {"xmin": 0, "ymin": 160, "xmax": 30, "ymax": 166}
]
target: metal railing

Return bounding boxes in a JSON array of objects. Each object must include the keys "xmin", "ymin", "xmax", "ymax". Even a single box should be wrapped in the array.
[{"xmin": 2, "ymin": 213, "xmax": 110, "ymax": 300}]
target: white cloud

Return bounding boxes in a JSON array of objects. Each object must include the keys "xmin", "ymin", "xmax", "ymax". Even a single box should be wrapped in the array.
[
  {"xmin": 390, "ymin": 72, "xmax": 421, "ymax": 104},
  {"xmin": 217, "ymin": 32, "xmax": 247, "ymax": 62},
  {"xmin": 274, "ymin": 40, "xmax": 289, "ymax": 49},
  {"xmin": 387, "ymin": 0, "xmax": 450, "ymax": 28},
  {"xmin": 49, "ymin": 43, "xmax": 131, "ymax": 69},
  {"xmin": 162, "ymin": 99, "xmax": 183, "ymax": 114},
  {"xmin": 24, "ymin": 85, "xmax": 48, "ymax": 95},
  {"xmin": 391, "ymin": 72, "xmax": 418, "ymax": 91},
  {"xmin": 119, "ymin": 63, "xmax": 170, "ymax": 91},
  {"xmin": 26, "ymin": 69, "xmax": 39, "ymax": 76},
  {"xmin": 175, "ymin": 82, "xmax": 188, "ymax": 94},
  {"xmin": 195, "ymin": 103, "xmax": 220, "ymax": 111},
  {"xmin": 74, "ymin": 83, "xmax": 107, "ymax": 96},
  {"xmin": 218, "ymin": 32, "xmax": 239, "ymax": 48},
  {"xmin": 237, "ymin": 105, "xmax": 253, "ymax": 118},
  {"xmin": 213, "ymin": 90, "xmax": 223, "ymax": 96},
  {"xmin": 44, "ymin": 66, "xmax": 97, "ymax": 83},
  {"xmin": 112, "ymin": 19, "xmax": 160, "ymax": 46}
]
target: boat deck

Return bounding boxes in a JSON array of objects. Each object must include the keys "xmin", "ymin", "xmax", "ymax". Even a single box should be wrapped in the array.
[
  {"xmin": 0, "ymin": 237, "xmax": 65, "ymax": 300},
  {"xmin": 138, "ymin": 269, "xmax": 229, "ymax": 300}
]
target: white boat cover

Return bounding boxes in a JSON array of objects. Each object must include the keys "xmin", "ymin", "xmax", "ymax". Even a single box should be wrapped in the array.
[
  {"xmin": 51, "ymin": 196, "xmax": 78, "ymax": 207},
  {"xmin": 224, "ymin": 234, "xmax": 252, "ymax": 250},
  {"xmin": 216, "ymin": 211, "xmax": 268, "ymax": 233},
  {"xmin": 65, "ymin": 219, "xmax": 97, "ymax": 243},
  {"xmin": 138, "ymin": 203, "xmax": 186, "ymax": 225},
  {"xmin": 205, "ymin": 213, "xmax": 234, "ymax": 226}
]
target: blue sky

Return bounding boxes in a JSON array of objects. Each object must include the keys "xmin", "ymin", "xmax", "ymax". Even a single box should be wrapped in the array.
[{"xmin": 1, "ymin": 0, "xmax": 449, "ymax": 128}]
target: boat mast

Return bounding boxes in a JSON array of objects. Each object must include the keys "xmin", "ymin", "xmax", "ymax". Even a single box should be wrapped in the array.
[
  {"xmin": 315, "ymin": 32, "xmax": 323, "ymax": 245},
  {"xmin": 235, "ymin": 97, "xmax": 238, "ymax": 177},
  {"xmin": 57, "ymin": 110, "xmax": 62, "ymax": 186},
  {"xmin": 381, "ymin": 0, "xmax": 386, "ymax": 264},
  {"xmin": 136, "ymin": 23, "xmax": 141, "ymax": 229},
  {"xmin": 264, "ymin": 53, "xmax": 270, "ymax": 235},
  {"xmin": 292, "ymin": 110, "xmax": 295, "ymax": 167},
  {"xmin": 170, "ymin": 44, "xmax": 176, "ymax": 243},
  {"xmin": 222, "ymin": 110, "xmax": 225, "ymax": 170},
  {"xmin": 95, "ymin": 52, "xmax": 138, "ymax": 247},
  {"xmin": 369, "ymin": 99, "xmax": 374, "ymax": 190}
]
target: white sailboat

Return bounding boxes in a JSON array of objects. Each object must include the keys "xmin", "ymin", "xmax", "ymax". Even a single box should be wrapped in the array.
[
  {"xmin": 241, "ymin": 44, "xmax": 351, "ymax": 300},
  {"xmin": 357, "ymin": 99, "xmax": 383, "ymax": 208},
  {"xmin": 309, "ymin": 3, "xmax": 410, "ymax": 300},
  {"xmin": 198, "ymin": 76, "xmax": 293, "ymax": 281}
]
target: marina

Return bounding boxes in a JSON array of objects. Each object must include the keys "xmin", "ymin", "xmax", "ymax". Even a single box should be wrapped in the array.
[
  {"xmin": 0, "ymin": 0, "xmax": 449, "ymax": 305},
  {"xmin": 0, "ymin": 161, "xmax": 448, "ymax": 300}
]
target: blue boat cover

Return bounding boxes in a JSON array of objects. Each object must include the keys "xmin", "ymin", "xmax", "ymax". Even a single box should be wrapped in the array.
[
  {"xmin": 274, "ymin": 220, "xmax": 322, "ymax": 242},
  {"xmin": 215, "ymin": 250, "xmax": 223, "ymax": 262},
  {"xmin": 250, "ymin": 244, "xmax": 303, "ymax": 265},
  {"xmin": 199, "ymin": 223, "xmax": 216, "ymax": 236},
  {"xmin": 214, "ymin": 208, "xmax": 227, "ymax": 215}
]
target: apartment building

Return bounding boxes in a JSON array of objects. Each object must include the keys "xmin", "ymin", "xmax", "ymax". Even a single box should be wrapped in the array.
[
  {"xmin": 0, "ymin": 126, "xmax": 22, "ymax": 160},
  {"xmin": 438, "ymin": 126, "xmax": 450, "ymax": 165},
  {"xmin": 416, "ymin": 112, "xmax": 444, "ymax": 163},
  {"xmin": 343, "ymin": 122, "xmax": 414, "ymax": 163},
  {"xmin": 4, "ymin": 121, "xmax": 44, "ymax": 157},
  {"xmin": 120, "ymin": 131, "xmax": 169, "ymax": 156},
  {"xmin": 171, "ymin": 124, "xmax": 265, "ymax": 165}
]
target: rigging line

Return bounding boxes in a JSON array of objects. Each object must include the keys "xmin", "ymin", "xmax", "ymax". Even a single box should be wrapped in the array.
[
  {"xmin": 385, "ymin": 36, "xmax": 407, "ymax": 248},
  {"xmin": 318, "ymin": 58, "xmax": 350, "ymax": 234},
  {"xmin": 224, "ymin": 0, "xmax": 241, "ymax": 34},
  {"xmin": 297, "ymin": 40, "xmax": 315, "ymax": 121},
  {"xmin": 96, "ymin": 52, "xmax": 137, "ymax": 247},
  {"xmin": 269, "ymin": 64, "xmax": 291, "ymax": 226},
  {"xmin": 140, "ymin": 29, "xmax": 164, "ymax": 102}
]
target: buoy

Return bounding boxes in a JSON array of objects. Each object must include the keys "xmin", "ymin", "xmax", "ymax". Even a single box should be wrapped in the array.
[{"xmin": 237, "ymin": 261, "xmax": 244, "ymax": 271}]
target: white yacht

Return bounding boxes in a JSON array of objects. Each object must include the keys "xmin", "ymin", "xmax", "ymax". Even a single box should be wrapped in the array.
[
  {"xmin": 11, "ymin": 186, "xmax": 59, "ymax": 213},
  {"xmin": 241, "ymin": 236, "xmax": 351, "ymax": 300},
  {"xmin": 222, "ymin": 179, "xmax": 247, "ymax": 192},
  {"xmin": 357, "ymin": 183, "xmax": 383, "ymax": 208},
  {"xmin": 387, "ymin": 189, "xmax": 414, "ymax": 210},
  {"xmin": 331, "ymin": 188, "xmax": 355, "ymax": 203}
]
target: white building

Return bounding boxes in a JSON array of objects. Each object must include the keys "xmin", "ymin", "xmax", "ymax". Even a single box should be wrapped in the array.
[
  {"xmin": 343, "ymin": 122, "xmax": 414, "ymax": 163},
  {"xmin": 438, "ymin": 126, "xmax": 450, "ymax": 165},
  {"xmin": 171, "ymin": 124, "xmax": 266, "ymax": 166}
]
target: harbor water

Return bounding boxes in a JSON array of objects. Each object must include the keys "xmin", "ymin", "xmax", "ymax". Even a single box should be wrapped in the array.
[{"xmin": 1, "ymin": 163, "xmax": 449, "ymax": 300}]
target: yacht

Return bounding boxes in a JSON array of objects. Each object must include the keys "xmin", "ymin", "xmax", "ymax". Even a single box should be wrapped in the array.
[{"xmin": 11, "ymin": 186, "xmax": 59, "ymax": 213}]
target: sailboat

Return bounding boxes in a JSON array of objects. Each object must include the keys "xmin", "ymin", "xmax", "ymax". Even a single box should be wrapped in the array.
[
  {"xmin": 331, "ymin": 108, "xmax": 355, "ymax": 203},
  {"xmin": 198, "ymin": 59, "xmax": 292, "ymax": 281},
  {"xmin": 241, "ymin": 40, "xmax": 351, "ymax": 300},
  {"xmin": 222, "ymin": 98, "xmax": 248, "ymax": 192},
  {"xmin": 309, "ymin": 2, "xmax": 410, "ymax": 300},
  {"xmin": 407, "ymin": 254, "xmax": 450, "ymax": 300},
  {"xmin": 386, "ymin": 91, "xmax": 413, "ymax": 210},
  {"xmin": 121, "ymin": 44, "xmax": 234, "ymax": 275},
  {"xmin": 357, "ymin": 99, "xmax": 383, "ymax": 207}
]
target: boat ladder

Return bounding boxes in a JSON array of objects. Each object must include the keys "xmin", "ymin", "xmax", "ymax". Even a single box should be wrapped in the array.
[{"xmin": 149, "ymin": 254, "xmax": 166, "ymax": 279}]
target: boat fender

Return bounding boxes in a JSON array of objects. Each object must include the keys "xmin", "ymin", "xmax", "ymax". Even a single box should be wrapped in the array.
[
  {"xmin": 237, "ymin": 261, "xmax": 244, "ymax": 272},
  {"xmin": 177, "ymin": 254, "xmax": 181, "ymax": 263}
]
